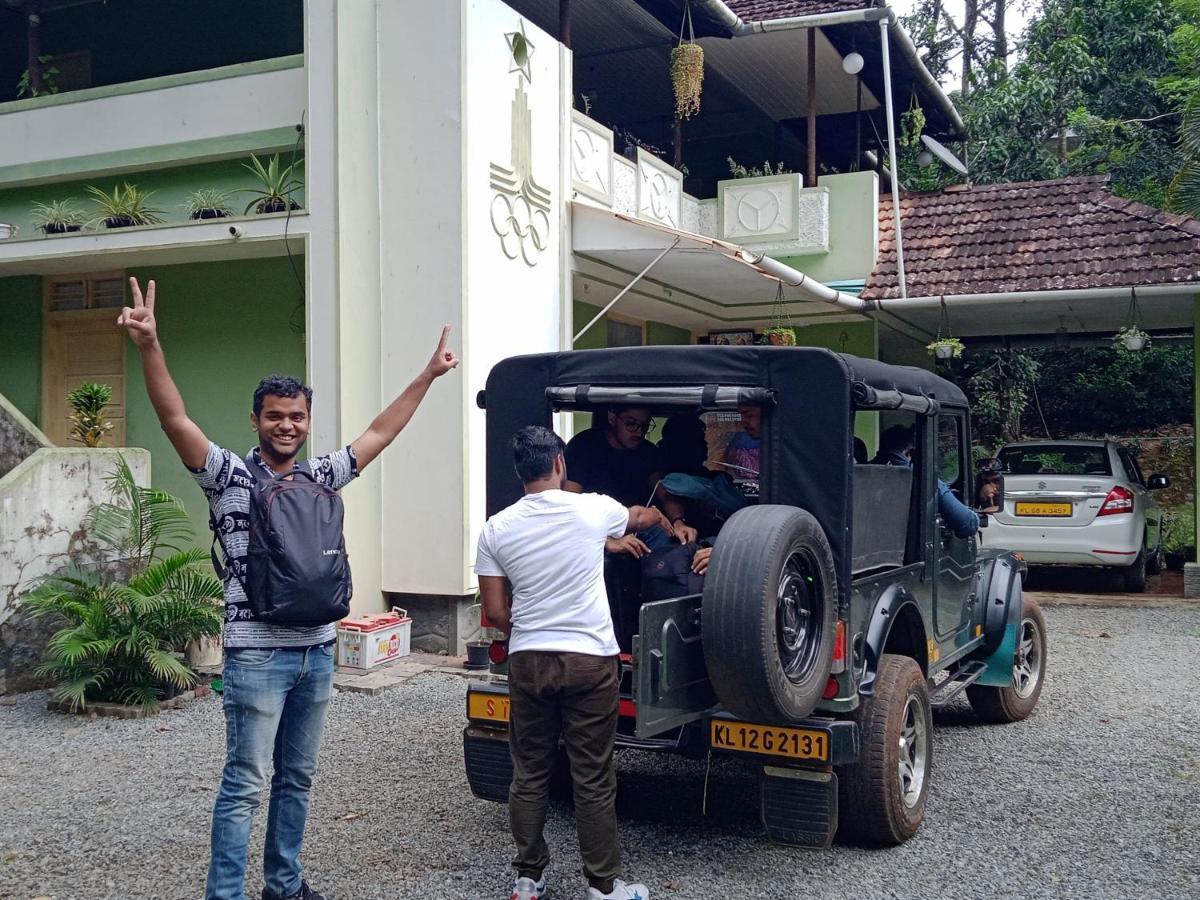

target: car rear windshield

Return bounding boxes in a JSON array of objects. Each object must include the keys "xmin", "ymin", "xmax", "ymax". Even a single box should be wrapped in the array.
[{"xmin": 999, "ymin": 445, "xmax": 1111, "ymax": 476}]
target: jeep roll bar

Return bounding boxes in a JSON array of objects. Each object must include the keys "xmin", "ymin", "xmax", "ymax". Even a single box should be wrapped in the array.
[{"xmin": 544, "ymin": 385, "xmax": 776, "ymax": 410}]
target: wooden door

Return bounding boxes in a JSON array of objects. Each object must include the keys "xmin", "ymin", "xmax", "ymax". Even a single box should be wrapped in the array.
[{"xmin": 42, "ymin": 310, "xmax": 127, "ymax": 447}]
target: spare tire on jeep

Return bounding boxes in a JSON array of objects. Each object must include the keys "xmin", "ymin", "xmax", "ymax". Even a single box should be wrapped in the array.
[{"xmin": 702, "ymin": 505, "xmax": 837, "ymax": 724}]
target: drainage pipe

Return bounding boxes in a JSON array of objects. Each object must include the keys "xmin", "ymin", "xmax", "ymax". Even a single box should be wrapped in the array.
[{"xmin": 878, "ymin": 16, "xmax": 907, "ymax": 299}]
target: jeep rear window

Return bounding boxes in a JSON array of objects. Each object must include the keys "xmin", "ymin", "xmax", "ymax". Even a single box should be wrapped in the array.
[{"xmin": 999, "ymin": 445, "xmax": 1111, "ymax": 476}]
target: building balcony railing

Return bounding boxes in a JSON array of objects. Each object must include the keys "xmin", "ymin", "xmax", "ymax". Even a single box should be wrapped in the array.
[
  {"xmin": 0, "ymin": 56, "xmax": 306, "ymax": 188},
  {"xmin": 570, "ymin": 110, "xmax": 880, "ymax": 273}
]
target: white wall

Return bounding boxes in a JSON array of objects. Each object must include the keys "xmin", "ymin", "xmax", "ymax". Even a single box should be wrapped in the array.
[
  {"xmin": 1, "ymin": 449, "xmax": 149, "ymax": 623},
  {"xmin": 0, "ymin": 65, "xmax": 305, "ymax": 173},
  {"xmin": 376, "ymin": 0, "xmax": 566, "ymax": 596}
]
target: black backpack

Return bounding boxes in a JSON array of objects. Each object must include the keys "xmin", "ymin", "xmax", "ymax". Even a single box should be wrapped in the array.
[{"xmin": 210, "ymin": 453, "xmax": 353, "ymax": 626}]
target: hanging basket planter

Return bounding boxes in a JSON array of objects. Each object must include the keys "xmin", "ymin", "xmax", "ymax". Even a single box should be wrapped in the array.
[
  {"xmin": 762, "ymin": 327, "xmax": 797, "ymax": 346},
  {"xmin": 1115, "ymin": 327, "xmax": 1150, "ymax": 352},
  {"xmin": 670, "ymin": 2, "xmax": 704, "ymax": 121},
  {"xmin": 670, "ymin": 43, "xmax": 704, "ymax": 120},
  {"xmin": 926, "ymin": 337, "xmax": 965, "ymax": 360}
]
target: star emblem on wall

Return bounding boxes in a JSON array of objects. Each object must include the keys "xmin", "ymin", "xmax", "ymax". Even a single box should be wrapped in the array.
[{"xmin": 505, "ymin": 19, "xmax": 535, "ymax": 83}]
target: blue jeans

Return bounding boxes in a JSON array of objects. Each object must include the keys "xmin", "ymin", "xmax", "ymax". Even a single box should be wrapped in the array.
[{"xmin": 206, "ymin": 644, "xmax": 334, "ymax": 900}]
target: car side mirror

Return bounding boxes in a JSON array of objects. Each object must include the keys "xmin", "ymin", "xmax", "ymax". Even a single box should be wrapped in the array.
[{"xmin": 1148, "ymin": 473, "xmax": 1169, "ymax": 490}]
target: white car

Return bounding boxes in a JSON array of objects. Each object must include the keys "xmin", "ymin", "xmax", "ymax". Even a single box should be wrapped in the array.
[{"xmin": 983, "ymin": 440, "xmax": 1168, "ymax": 592}]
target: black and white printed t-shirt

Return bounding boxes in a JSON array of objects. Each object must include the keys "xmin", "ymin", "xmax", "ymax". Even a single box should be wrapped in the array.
[{"xmin": 191, "ymin": 442, "xmax": 358, "ymax": 649}]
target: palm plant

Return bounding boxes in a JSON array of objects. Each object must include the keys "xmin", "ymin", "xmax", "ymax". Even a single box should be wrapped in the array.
[
  {"xmin": 31, "ymin": 199, "xmax": 85, "ymax": 234},
  {"xmin": 238, "ymin": 154, "xmax": 304, "ymax": 214},
  {"xmin": 85, "ymin": 183, "xmax": 164, "ymax": 229},
  {"xmin": 24, "ymin": 456, "xmax": 223, "ymax": 712},
  {"xmin": 183, "ymin": 188, "xmax": 234, "ymax": 220},
  {"xmin": 1168, "ymin": 99, "xmax": 1200, "ymax": 216},
  {"xmin": 66, "ymin": 382, "xmax": 114, "ymax": 447}
]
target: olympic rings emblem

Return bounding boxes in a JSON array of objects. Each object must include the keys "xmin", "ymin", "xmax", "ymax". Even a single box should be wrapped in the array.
[{"xmin": 491, "ymin": 192, "xmax": 550, "ymax": 266}]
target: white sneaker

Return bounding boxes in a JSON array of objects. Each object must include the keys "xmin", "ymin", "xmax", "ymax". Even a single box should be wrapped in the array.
[
  {"xmin": 586, "ymin": 879, "xmax": 649, "ymax": 900},
  {"xmin": 511, "ymin": 875, "xmax": 547, "ymax": 899}
]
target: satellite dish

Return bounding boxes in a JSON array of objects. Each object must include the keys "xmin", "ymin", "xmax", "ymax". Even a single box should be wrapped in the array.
[{"xmin": 920, "ymin": 134, "xmax": 968, "ymax": 176}]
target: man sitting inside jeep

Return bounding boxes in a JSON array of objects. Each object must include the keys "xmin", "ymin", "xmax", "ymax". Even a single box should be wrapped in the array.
[{"xmin": 565, "ymin": 406, "xmax": 697, "ymax": 557}]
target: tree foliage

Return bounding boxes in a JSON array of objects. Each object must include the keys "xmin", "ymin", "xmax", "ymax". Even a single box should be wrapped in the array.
[
  {"xmin": 902, "ymin": 0, "xmax": 1199, "ymax": 210},
  {"xmin": 949, "ymin": 342, "xmax": 1194, "ymax": 448},
  {"xmin": 24, "ymin": 456, "xmax": 223, "ymax": 712}
]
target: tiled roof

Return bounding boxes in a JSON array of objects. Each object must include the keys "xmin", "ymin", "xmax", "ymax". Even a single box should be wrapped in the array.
[
  {"xmin": 726, "ymin": 0, "xmax": 875, "ymax": 19},
  {"xmin": 861, "ymin": 176, "xmax": 1200, "ymax": 300}
]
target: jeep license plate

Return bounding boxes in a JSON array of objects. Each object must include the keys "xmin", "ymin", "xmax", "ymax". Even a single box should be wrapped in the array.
[
  {"xmin": 467, "ymin": 692, "xmax": 510, "ymax": 724},
  {"xmin": 710, "ymin": 720, "xmax": 830, "ymax": 762},
  {"xmin": 1015, "ymin": 501, "xmax": 1072, "ymax": 517}
]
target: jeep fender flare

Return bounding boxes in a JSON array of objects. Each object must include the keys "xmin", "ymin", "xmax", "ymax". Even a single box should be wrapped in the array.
[
  {"xmin": 979, "ymin": 553, "xmax": 1022, "ymax": 655},
  {"xmin": 859, "ymin": 587, "xmax": 928, "ymax": 697}
]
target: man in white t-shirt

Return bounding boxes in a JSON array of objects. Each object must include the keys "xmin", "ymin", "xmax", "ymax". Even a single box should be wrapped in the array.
[{"xmin": 477, "ymin": 426, "xmax": 668, "ymax": 900}]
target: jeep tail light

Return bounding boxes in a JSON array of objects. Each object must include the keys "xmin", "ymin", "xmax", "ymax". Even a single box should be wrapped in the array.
[
  {"xmin": 830, "ymin": 620, "xmax": 847, "ymax": 674},
  {"xmin": 488, "ymin": 640, "xmax": 508, "ymax": 665},
  {"xmin": 1098, "ymin": 485, "xmax": 1134, "ymax": 516},
  {"xmin": 822, "ymin": 676, "xmax": 839, "ymax": 701}
]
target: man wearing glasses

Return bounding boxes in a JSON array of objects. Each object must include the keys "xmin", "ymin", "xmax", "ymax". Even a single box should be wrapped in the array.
[{"xmin": 565, "ymin": 407, "xmax": 696, "ymax": 555}]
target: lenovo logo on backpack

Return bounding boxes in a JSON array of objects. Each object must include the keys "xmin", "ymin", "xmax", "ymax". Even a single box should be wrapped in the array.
[{"xmin": 212, "ymin": 454, "xmax": 353, "ymax": 627}]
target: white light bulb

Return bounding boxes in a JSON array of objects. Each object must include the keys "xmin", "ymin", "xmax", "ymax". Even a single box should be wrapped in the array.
[
  {"xmin": 842, "ymin": 52, "xmax": 864, "ymax": 75},
  {"xmin": 917, "ymin": 149, "xmax": 935, "ymax": 168}
]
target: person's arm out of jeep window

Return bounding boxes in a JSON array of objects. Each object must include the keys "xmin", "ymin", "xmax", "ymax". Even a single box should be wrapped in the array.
[
  {"xmin": 351, "ymin": 326, "xmax": 459, "ymax": 471},
  {"xmin": 938, "ymin": 479, "xmax": 980, "ymax": 538},
  {"xmin": 117, "ymin": 278, "xmax": 209, "ymax": 470},
  {"xmin": 478, "ymin": 576, "xmax": 512, "ymax": 637}
]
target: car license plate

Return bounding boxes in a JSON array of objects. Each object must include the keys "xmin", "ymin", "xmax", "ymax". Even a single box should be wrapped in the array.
[
  {"xmin": 710, "ymin": 720, "xmax": 829, "ymax": 762},
  {"xmin": 1015, "ymin": 501, "xmax": 1072, "ymax": 517},
  {"xmin": 467, "ymin": 692, "xmax": 510, "ymax": 723}
]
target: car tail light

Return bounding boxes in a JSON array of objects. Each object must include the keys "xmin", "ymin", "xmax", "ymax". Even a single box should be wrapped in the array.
[
  {"xmin": 830, "ymin": 620, "xmax": 847, "ymax": 674},
  {"xmin": 488, "ymin": 640, "xmax": 508, "ymax": 665},
  {"xmin": 822, "ymin": 676, "xmax": 839, "ymax": 700},
  {"xmin": 1098, "ymin": 485, "xmax": 1134, "ymax": 516}
]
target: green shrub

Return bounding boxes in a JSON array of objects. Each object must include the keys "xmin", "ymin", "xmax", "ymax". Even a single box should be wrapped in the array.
[
  {"xmin": 24, "ymin": 456, "xmax": 223, "ymax": 712},
  {"xmin": 1162, "ymin": 505, "xmax": 1195, "ymax": 555},
  {"xmin": 65, "ymin": 382, "xmax": 114, "ymax": 447}
]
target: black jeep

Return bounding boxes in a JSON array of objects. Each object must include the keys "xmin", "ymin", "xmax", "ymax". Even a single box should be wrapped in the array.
[{"xmin": 463, "ymin": 345, "xmax": 1046, "ymax": 847}]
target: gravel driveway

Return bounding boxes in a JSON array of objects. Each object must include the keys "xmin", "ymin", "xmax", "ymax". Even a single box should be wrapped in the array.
[{"xmin": 2, "ymin": 603, "xmax": 1199, "ymax": 900}]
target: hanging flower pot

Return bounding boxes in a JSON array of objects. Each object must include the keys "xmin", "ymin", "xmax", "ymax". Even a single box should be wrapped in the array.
[
  {"xmin": 1115, "ymin": 327, "xmax": 1150, "ymax": 352},
  {"xmin": 670, "ymin": 3, "xmax": 703, "ymax": 120},
  {"xmin": 671, "ymin": 43, "xmax": 704, "ymax": 120},
  {"xmin": 762, "ymin": 327, "xmax": 797, "ymax": 346},
  {"xmin": 926, "ymin": 337, "xmax": 965, "ymax": 360}
]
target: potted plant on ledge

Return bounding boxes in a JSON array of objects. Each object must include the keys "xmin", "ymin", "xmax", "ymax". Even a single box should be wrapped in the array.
[
  {"xmin": 239, "ymin": 154, "xmax": 303, "ymax": 214},
  {"xmin": 85, "ymin": 183, "xmax": 163, "ymax": 229},
  {"xmin": 926, "ymin": 336, "xmax": 965, "ymax": 360},
  {"xmin": 32, "ymin": 199, "xmax": 84, "ymax": 234},
  {"xmin": 183, "ymin": 189, "xmax": 234, "ymax": 220}
]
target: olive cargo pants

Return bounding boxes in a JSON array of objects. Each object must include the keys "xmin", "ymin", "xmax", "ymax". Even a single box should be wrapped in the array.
[{"xmin": 507, "ymin": 650, "xmax": 621, "ymax": 891}]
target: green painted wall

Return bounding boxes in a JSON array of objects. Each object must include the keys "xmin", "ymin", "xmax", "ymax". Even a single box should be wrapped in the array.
[
  {"xmin": 646, "ymin": 320, "xmax": 692, "ymax": 345},
  {"xmin": 1194, "ymin": 295, "xmax": 1199, "ymax": 551},
  {"xmin": 0, "ymin": 0, "xmax": 301, "ymax": 104},
  {"xmin": 777, "ymin": 171, "xmax": 879, "ymax": 285},
  {"xmin": 124, "ymin": 257, "xmax": 306, "ymax": 544},
  {"xmin": 0, "ymin": 276, "xmax": 42, "ymax": 424},
  {"xmin": 793, "ymin": 319, "xmax": 879, "ymax": 450},
  {"xmin": 0, "ymin": 156, "xmax": 305, "ymax": 238},
  {"xmin": 573, "ymin": 300, "xmax": 608, "ymax": 350}
]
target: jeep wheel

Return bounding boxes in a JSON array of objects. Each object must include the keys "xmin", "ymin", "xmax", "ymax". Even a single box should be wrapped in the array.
[
  {"xmin": 702, "ymin": 505, "xmax": 836, "ymax": 724},
  {"xmin": 836, "ymin": 654, "xmax": 931, "ymax": 845},
  {"xmin": 967, "ymin": 597, "xmax": 1047, "ymax": 724},
  {"xmin": 1122, "ymin": 550, "xmax": 1147, "ymax": 593}
]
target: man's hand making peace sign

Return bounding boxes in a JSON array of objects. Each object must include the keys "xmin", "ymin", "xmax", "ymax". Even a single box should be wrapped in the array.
[{"xmin": 116, "ymin": 277, "xmax": 160, "ymax": 350}]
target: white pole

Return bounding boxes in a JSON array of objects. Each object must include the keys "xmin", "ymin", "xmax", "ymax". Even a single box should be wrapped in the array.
[
  {"xmin": 880, "ymin": 17, "xmax": 908, "ymax": 299},
  {"xmin": 572, "ymin": 239, "xmax": 680, "ymax": 344}
]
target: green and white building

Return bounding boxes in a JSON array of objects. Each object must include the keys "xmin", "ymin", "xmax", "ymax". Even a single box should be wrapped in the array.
[{"xmin": 3, "ymin": 0, "xmax": 1198, "ymax": 655}]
